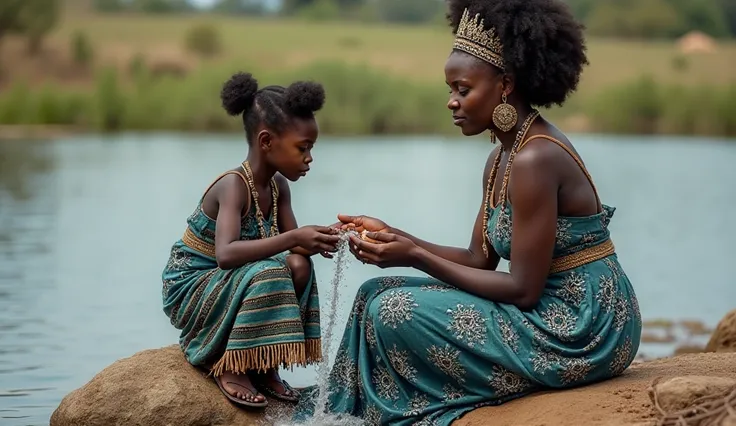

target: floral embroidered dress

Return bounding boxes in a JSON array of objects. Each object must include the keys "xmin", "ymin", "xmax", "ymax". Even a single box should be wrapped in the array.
[
  {"xmin": 161, "ymin": 169, "xmax": 321, "ymax": 376},
  {"xmin": 294, "ymin": 135, "xmax": 642, "ymax": 425}
]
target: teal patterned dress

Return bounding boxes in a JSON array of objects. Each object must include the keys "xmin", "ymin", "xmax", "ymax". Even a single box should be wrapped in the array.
[
  {"xmin": 294, "ymin": 135, "xmax": 642, "ymax": 425},
  {"xmin": 162, "ymin": 169, "xmax": 322, "ymax": 376}
]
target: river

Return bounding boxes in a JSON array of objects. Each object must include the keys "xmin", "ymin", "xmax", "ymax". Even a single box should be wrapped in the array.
[{"xmin": 1, "ymin": 133, "xmax": 734, "ymax": 425}]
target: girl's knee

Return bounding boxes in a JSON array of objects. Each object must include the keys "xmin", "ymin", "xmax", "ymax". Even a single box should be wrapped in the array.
[{"xmin": 286, "ymin": 254, "xmax": 312, "ymax": 297}]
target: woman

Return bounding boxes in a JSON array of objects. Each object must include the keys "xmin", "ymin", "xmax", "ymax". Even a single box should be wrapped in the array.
[{"xmin": 295, "ymin": 0, "xmax": 642, "ymax": 424}]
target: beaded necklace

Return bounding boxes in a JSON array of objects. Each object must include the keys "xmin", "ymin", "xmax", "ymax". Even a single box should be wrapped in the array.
[
  {"xmin": 481, "ymin": 110, "xmax": 540, "ymax": 257},
  {"xmin": 241, "ymin": 161, "xmax": 279, "ymax": 239}
]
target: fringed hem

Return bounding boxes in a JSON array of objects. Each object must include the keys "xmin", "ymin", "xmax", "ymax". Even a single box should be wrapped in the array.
[
  {"xmin": 212, "ymin": 339, "xmax": 322, "ymax": 376},
  {"xmin": 306, "ymin": 338, "xmax": 322, "ymax": 364}
]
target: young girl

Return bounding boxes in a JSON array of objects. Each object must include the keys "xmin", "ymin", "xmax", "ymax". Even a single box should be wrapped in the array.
[{"xmin": 161, "ymin": 71, "xmax": 340, "ymax": 408}]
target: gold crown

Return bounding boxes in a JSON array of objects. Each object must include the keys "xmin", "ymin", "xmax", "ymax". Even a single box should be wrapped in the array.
[{"xmin": 453, "ymin": 8, "xmax": 505, "ymax": 70}]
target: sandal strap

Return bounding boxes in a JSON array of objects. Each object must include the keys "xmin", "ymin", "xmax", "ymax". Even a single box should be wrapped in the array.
[
  {"xmin": 225, "ymin": 381, "xmax": 262, "ymax": 398},
  {"xmin": 261, "ymin": 379, "xmax": 298, "ymax": 396},
  {"xmin": 278, "ymin": 379, "xmax": 294, "ymax": 390}
]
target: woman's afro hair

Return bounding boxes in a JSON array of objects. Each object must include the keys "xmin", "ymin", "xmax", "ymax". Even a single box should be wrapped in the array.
[{"xmin": 447, "ymin": 0, "xmax": 589, "ymax": 108}]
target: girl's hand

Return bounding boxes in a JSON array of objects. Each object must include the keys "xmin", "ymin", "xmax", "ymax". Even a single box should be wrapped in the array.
[
  {"xmin": 337, "ymin": 214, "xmax": 390, "ymax": 236},
  {"xmin": 293, "ymin": 226, "xmax": 341, "ymax": 254},
  {"xmin": 348, "ymin": 231, "xmax": 420, "ymax": 269}
]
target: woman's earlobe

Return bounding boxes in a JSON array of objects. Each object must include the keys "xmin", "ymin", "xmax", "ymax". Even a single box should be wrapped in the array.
[{"xmin": 502, "ymin": 74, "xmax": 516, "ymax": 95}]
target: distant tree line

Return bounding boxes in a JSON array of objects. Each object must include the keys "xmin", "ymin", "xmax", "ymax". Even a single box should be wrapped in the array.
[
  {"xmin": 215, "ymin": 0, "xmax": 736, "ymax": 37},
  {"xmin": 92, "ymin": 0, "xmax": 195, "ymax": 13},
  {"xmin": 87, "ymin": 0, "xmax": 444, "ymax": 24},
  {"xmin": 567, "ymin": 0, "xmax": 735, "ymax": 39},
  {"xmin": 6, "ymin": 0, "xmax": 733, "ymax": 40}
]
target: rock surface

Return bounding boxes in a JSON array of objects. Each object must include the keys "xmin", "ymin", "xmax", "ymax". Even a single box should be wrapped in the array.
[
  {"xmin": 51, "ymin": 309, "xmax": 736, "ymax": 426},
  {"xmin": 706, "ymin": 309, "xmax": 736, "ymax": 353},
  {"xmin": 649, "ymin": 375, "xmax": 736, "ymax": 412},
  {"xmin": 50, "ymin": 346, "xmax": 736, "ymax": 426},
  {"xmin": 453, "ymin": 352, "xmax": 736, "ymax": 426},
  {"xmin": 49, "ymin": 345, "xmax": 293, "ymax": 426}
]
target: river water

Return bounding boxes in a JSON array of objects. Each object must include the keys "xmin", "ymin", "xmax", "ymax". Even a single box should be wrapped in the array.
[{"xmin": 1, "ymin": 133, "xmax": 734, "ymax": 425}]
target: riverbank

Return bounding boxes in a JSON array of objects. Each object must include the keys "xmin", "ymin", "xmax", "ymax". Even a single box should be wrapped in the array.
[
  {"xmin": 49, "ymin": 310, "xmax": 736, "ymax": 426},
  {"xmin": 1, "ymin": 64, "xmax": 735, "ymax": 138},
  {"xmin": 47, "ymin": 346, "xmax": 736, "ymax": 426},
  {"xmin": 1, "ymin": 15, "xmax": 735, "ymax": 138}
]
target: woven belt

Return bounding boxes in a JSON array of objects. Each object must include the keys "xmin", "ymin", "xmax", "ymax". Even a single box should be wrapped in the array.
[
  {"xmin": 182, "ymin": 227, "xmax": 216, "ymax": 258},
  {"xmin": 509, "ymin": 239, "xmax": 615, "ymax": 275},
  {"xmin": 549, "ymin": 239, "xmax": 615, "ymax": 274}
]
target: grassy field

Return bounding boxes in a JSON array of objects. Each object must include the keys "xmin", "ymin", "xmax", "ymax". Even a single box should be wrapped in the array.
[
  {"xmin": 0, "ymin": 12, "xmax": 735, "ymax": 136},
  {"xmin": 48, "ymin": 13, "xmax": 736, "ymax": 90}
]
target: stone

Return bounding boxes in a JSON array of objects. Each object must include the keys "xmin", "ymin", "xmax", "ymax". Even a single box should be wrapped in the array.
[
  {"xmin": 50, "ymin": 346, "xmax": 736, "ymax": 426},
  {"xmin": 455, "ymin": 352, "xmax": 736, "ymax": 426},
  {"xmin": 49, "ymin": 345, "xmax": 293, "ymax": 426},
  {"xmin": 648, "ymin": 375, "xmax": 736, "ymax": 412},
  {"xmin": 706, "ymin": 309, "xmax": 736, "ymax": 353}
]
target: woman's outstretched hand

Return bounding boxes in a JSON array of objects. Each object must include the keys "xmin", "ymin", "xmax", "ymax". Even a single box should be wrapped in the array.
[
  {"xmin": 348, "ymin": 231, "xmax": 420, "ymax": 269},
  {"xmin": 337, "ymin": 214, "xmax": 390, "ymax": 235}
]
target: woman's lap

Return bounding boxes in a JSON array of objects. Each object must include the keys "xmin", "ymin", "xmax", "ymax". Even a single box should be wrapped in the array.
[{"xmin": 296, "ymin": 272, "xmax": 640, "ymax": 425}]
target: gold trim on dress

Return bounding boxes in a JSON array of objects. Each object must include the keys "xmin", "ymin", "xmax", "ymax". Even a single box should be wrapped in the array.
[
  {"xmin": 182, "ymin": 227, "xmax": 216, "ymax": 258},
  {"xmin": 549, "ymin": 239, "xmax": 615, "ymax": 274}
]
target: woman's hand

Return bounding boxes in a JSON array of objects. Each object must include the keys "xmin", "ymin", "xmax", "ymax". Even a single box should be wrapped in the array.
[
  {"xmin": 349, "ymin": 231, "xmax": 421, "ymax": 269},
  {"xmin": 337, "ymin": 214, "xmax": 390, "ymax": 235}
]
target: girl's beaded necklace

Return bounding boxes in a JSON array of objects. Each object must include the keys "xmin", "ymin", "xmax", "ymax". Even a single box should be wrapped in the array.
[{"xmin": 241, "ymin": 160, "xmax": 279, "ymax": 238}]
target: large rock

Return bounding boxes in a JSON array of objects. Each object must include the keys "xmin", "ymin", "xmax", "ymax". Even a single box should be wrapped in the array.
[
  {"xmin": 49, "ymin": 345, "xmax": 293, "ymax": 426},
  {"xmin": 649, "ymin": 376, "xmax": 736, "ymax": 412},
  {"xmin": 706, "ymin": 309, "xmax": 736, "ymax": 353},
  {"xmin": 50, "ymin": 346, "xmax": 736, "ymax": 426},
  {"xmin": 454, "ymin": 352, "xmax": 736, "ymax": 426}
]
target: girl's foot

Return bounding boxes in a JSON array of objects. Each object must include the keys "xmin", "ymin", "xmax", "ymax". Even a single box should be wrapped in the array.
[
  {"xmin": 252, "ymin": 369, "xmax": 300, "ymax": 402},
  {"xmin": 214, "ymin": 370, "xmax": 268, "ymax": 408}
]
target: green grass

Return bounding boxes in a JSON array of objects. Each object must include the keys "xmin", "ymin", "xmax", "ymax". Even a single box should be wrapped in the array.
[
  {"xmin": 2, "ymin": 62, "xmax": 734, "ymax": 137},
  {"xmin": 51, "ymin": 13, "xmax": 736, "ymax": 93},
  {"xmin": 1, "ymin": 13, "xmax": 734, "ymax": 137}
]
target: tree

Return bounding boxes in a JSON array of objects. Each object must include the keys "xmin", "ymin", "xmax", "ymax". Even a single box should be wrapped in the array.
[
  {"xmin": 564, "ymin": 0, "xmax": 597, "ymax": 22},
  {"xmin": 92, "ymin": 0, "xmax": 128, "ymax": 12},
  {"xmin": 717, "ymin": 0, "xmax": 736, "ymax": 36},
  {"xmin": 0, "ymin": 0, "xmax": 60, "ymax": 55},
  {"xmin": 16, "ymin": 0, "xmax": 61, "ymax": 54},
  {"xmin": 130, "ymin": 0, "xmax": 194, "ymax": 13},
  {"xmin": 375, "ymin": 0, "xmax": 442, "ymax": 24},
  {"xmin": 281, "ymin": 0, "xmax": 366, "ymax": 15},
  {"xmin": 586, "ymin": 0, "xmax": 732, "ymax": 39},
  {"xmin": 281, "ymin": 0, "xmax": 313, "ymax": 14},
  {"xmin": 0, "ymin": 0, "xmax": 26, "ymax": 49},
  {"xmin": 587, "ymin": 0, "xmax": 684, "ymax": 38},
  {"xmin": 212, "ymin": 0, "xmax": 267, "ymax": 15},
  {"xmin": 665, "ymin": 0, "xmax": 730, "ymax": 37}
]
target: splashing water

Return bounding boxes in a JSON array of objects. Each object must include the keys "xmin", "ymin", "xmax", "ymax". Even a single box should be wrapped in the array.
[{"xmin": 273, "ymin": 230, "xmax": 365, "ymax": 426}]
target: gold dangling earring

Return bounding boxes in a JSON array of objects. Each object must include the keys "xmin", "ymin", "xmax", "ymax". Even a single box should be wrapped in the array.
[
  {"xmin": 490, "ymin": 131, "xmax": 497, "ymax": 144},
  {"xmin": 492, "ymin": 92, "xmax": 518, "ymax": 133}
]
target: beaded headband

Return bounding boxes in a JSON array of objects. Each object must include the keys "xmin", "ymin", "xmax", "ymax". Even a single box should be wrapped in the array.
[{"xmin": 452, "ymin": 8, "xmax": 505, "ymax": 71}]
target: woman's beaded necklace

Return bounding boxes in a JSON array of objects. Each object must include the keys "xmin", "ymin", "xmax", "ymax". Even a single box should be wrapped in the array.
[
  {"xmin": 241, "ymin": 161, "xmax": 279, "ymax": 239},
  {"xmin": 481, "ymin": 109, "xmax": 540, "ymax": 258}
]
